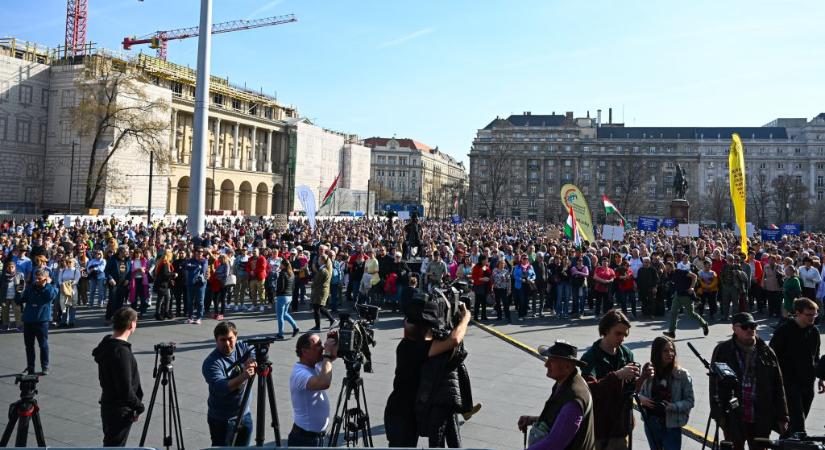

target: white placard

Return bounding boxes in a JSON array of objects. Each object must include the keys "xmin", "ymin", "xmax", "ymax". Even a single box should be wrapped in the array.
[
  {"xmin": 602, "ymin": 225, "xmax": 625, "ymax": 241},
  {"xmin": 678, "ymin": 223, "xmax": 700, "ymax": 237},
  {"xmin": 734, "ymin": 222, "xmax": 756, "ymax": 237},
  {"xmin": 665, "ymin": 230, "xmax": 674, "ymax": 237},
  {"xmin": 397, "ymin": 211, "xmax": 410, "ymax": 220}
]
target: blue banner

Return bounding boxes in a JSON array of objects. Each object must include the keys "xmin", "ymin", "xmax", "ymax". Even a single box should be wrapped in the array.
[
  {"xmin": 761, "ymin": 229, "xmax": 782, "ymax": 241},
  {"xmin": 637, "ymin": 216, "xmax": 659, "ymax": 232},
  {"xmin": 662, "ymin": 218, "xmax": 677, "ymax": 228},
  {"xmin": 451, "ymin": 215, "xmax": 462, "ymax": 224},
  {"xmin": 780, "ymin": 223, "xmax": 801, "ymax": 235}
]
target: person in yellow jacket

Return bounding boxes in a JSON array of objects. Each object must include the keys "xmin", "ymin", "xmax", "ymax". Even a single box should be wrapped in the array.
[{"xmin": 696, "ymin": 259, "xmax": 719, "ymax": 320}]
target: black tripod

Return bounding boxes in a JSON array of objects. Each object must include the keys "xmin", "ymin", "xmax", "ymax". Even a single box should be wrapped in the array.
[
  {"xmin": 327, "ymin": 365, "xmax": 373, "ymax": 447},
  {"xmin": 0, "ymin": 374, "xmax": 46, "ymax": 447},
  {"xmin": 687, "ymin": 342, "xmax": 737, "ymax": 450},
  {"xmin": 229, "ymin": 338, "xmax": 281, "ymax": 447},
  {"xmin": 139, "ymin": 343, "xmax": 184, "ymax": 450}
]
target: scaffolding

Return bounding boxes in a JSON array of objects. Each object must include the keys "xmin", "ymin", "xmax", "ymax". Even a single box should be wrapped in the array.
[{"xmin": 0, "ymin": 38, "xmax": 52, "ymax": 64}]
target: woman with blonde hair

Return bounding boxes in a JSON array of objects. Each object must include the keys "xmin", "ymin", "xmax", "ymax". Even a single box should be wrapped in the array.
[
  {"xmin": 58, "ymin": 256, "xmax": 81, "ymax": 327},
  {"xmin": 153, "ymin": 250, "xmax": 174, "ymax": 320}
]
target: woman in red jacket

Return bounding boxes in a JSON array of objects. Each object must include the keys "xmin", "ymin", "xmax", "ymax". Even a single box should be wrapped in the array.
[{"xmin": 471, "ymin": 255, "xmax": 492, "ymax": 321}]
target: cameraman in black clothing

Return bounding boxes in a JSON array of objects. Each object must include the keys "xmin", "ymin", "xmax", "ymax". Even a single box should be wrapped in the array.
[
  {"xmin": 92, "ymin": 307, "xmax": 144, "ymax": 447},
  {"xmin": 384, "ymin": 298, "xmax": 470, "ymax": 447}
]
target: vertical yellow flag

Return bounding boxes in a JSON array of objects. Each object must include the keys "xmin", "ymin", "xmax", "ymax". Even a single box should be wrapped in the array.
[{"xmin": 729, "ymin": 133, "xmax": 747, "ymax": 254}]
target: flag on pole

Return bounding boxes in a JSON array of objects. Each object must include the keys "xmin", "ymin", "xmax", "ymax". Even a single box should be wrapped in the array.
[
  {"xmin": 729, "ymin": 133, "xmax": 748, "ymax": 254},
  {"xmin": 602, "ymin": 194, "xmax": 627, "ymax": 227},
  {"xmin": 564, "ymin": 205, "xmax": 582, "ymax": 247},
  {"xmin": 320, "ymin": 173, "xmax": 340, "ymax": 208}
]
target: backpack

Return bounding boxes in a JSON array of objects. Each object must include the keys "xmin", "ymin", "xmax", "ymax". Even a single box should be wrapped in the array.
[{"xmin": 332, "ymin": 264, "xmax": 342, "ymax": 284}]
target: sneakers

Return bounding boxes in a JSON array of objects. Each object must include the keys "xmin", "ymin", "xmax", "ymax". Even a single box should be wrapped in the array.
[
  {"xmin": 231, "ymin": 305, "xmax": 239, "ymax": 312},
  {"xmin": 186, "ymin": 318, "xmax": 195, "ymax": 324},
  {"xmin": 701, "ymin": 322, "xmax": 709, "ymax": 336},
  {"xmin": 216, "ymin": 314, "xmax": 224, "ymax": 320},
  {"xmin": 195, "ymin": 319, "xmax": 202, "ymax": 325},
  {"xmin": 259, "ymin": 306, "xmax": 265, "ymax": 312},
  {"xmin": 328, "ymin": 319, "xmax": 338, "ymax": 329},
  {"xmin": 309, "ymin": 326, "xmax": 321, "ymax": 332},
  {"xmin": 274, "ymin": 334, "xmax": 285, "ymax": 340},
  {"xmin": 40, "ymin": 368, "xmax": 49, "ymax": 376},
  {"xmin": 292, "ymin": 328, "xmax": 301, "ymax": 338},
  {"xmin": 245, "ymin": 306, "xmax": 255, "ymax": 312}
]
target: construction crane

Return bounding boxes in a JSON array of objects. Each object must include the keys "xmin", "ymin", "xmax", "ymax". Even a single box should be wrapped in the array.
[
  {"xmin": 122, "ymin": 14, "xmax": 297, "ymax": 60},
  {"xmin": 65, "ymin": 0, "xmax": 88, "ymax": 57}
]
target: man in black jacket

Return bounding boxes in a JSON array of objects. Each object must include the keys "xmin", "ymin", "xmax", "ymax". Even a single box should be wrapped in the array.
[
  {"xmin": 769, "ymin": 298, "xmax": 822, "ymax": 435},
  {"xmin": 93, "ymin": 307, "xmax": 144, "ymax": 447}
]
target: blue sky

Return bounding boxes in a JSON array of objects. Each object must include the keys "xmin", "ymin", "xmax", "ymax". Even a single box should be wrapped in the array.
[{"xmin": 6, "ymin": 1, "xmax": 825, "ymax": 166}]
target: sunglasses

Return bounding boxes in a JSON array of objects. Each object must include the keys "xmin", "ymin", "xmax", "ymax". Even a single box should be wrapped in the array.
[{"xmin": 736, "ymin": 323, "xmax": 757, "ymax": 330}]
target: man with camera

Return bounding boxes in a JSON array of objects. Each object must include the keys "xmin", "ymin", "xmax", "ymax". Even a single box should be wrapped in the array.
[
  {"xmin": 518, "ymin": 340, "xmax": 595, "ymax": 450},
  {"xmin": 289, "ymin": 331, "xmax": 339, "ymax": 447},
  {"xmin": 579, "ymin": 310, "xmax": 642, "ymax": 450},
  {"xmin": 17, "ymin": 268, "xmax": 57, "ymax": 376},
  {"xmin": 710, "ymin": 312, "xmax": 788, "ymax": 449},
  {"xmin": 202, "ymin": 321, "xmax": 257, "ymax": 446},
  {"xmin": 92, "ymin": 307, "xmax": 144, "ymax": 447}
]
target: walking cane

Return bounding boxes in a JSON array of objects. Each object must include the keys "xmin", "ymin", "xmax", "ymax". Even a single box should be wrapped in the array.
[{"xmin": 523, "ymin": 428, "xmax": 528, "ymax": 449}]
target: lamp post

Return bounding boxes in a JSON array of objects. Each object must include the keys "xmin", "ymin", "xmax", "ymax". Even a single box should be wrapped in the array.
[
  {"xmin": 785, "ymin": 202, "xmax": 790, "ymax": 224},
  {"xmin": 68, "ymin": 141, "xmax": 76, "ymax": 214},
  {"xmin": 187, "ymin": 0, "xmax": 213, "ymax": 236}
]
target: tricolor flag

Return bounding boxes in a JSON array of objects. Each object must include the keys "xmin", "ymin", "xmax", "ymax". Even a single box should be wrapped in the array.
[
  {"xmin": 564, "ymin": 205, "xmax": 582, "ymax": 247},
  {"xmin": 320, "ymin": 173, "xmax": 340, "ymax": 208},
  {"xmin": 602, "ymin": 194, "xmax": 627, "ymax": 228}
]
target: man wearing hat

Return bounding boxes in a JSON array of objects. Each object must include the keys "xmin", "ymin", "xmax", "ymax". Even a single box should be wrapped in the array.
[
  {"xmin": 710, "ymin": 312, "xmax": 789, "ymax": 449},
  {"xmin": 518, "ymin": 340, "xmax": 595, "ymax": 450}
]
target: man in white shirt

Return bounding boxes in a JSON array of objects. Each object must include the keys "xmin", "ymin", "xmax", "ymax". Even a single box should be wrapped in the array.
[{"xmin": 288, "ymin": 331, "xmax": 338, "ymax": 447}]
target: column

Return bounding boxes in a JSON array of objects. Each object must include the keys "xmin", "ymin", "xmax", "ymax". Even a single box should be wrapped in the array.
[
  {"xmin": 213, "ymin": 118, "xmax": 222, "ymax": 168},
  {"xmin": 250, "ymin": 126, "xmax": 258, "ymax": 172},
  {"xmin": 232, "ymin": 123, "xmax": 240, "ymax": 170},
  {"xmin": 265, "ymin": 130, "xmax": 273, "ymax": 172},
  {"xmin": 170, "ymin": 109, "xmax": 178, "ymax": 163},
  {"xmin": 168, "ymin": 186, "xmax": 178, "ymax": 215}
]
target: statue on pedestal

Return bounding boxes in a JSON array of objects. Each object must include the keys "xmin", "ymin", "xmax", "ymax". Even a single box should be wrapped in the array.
[{"xmin": 673, "ymin": 163, "xmax": 689, "ymax": 200}]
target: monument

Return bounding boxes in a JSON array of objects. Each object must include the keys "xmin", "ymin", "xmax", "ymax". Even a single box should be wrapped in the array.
[{"xmin": 670, "ymin": 163, "xmax": 690, "ymax": 223}]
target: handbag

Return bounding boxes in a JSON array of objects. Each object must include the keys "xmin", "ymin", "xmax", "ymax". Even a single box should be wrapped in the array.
[{"xmin": 61, "ymin": 280, "xmax": 74, "ymax": 297}]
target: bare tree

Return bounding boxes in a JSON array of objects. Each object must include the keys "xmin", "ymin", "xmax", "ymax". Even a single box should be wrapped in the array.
[
  {"xmin": 73, "ymin": 56, "xmax": 170, "ymax": 209},
  {"xmin": 705, "ymin": 179, "xmax": 730, "ymax": 227},
  {"xmin": 771, "ymin": 175, "xmax": 809, "ymax": 224},
  {"xmin": 472, "ymin": 145, "xmax": 514, "ymax": 218},
  {"xmin": 747, "ymin": 171, "xmax": 771, "ymax": 228},
  {"xmin": 809, "ymin": 199, "xmax": 825, "ymax": 232},
  {"xmin": 612, "ymin": 160, "xmax": 650, "ymax": 217}
]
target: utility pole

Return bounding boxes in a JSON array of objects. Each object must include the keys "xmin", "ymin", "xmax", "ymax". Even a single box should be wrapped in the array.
[
  {"xmin": 68, "ymin": 141, "xmax": 76, "ymax": 214},
  {"xmin": 187, "ymin": 0, "xmax": 212, "ymax": 236},
  {"xmin": 147, "ymin": 149, "xmax": 154, "ymax": 225}
]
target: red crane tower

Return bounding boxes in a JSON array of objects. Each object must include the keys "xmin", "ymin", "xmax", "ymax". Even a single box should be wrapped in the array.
[
  {"xmin": 65, "ymin": 0, "xmax": 88, "ymax": 56},
  {"xmin": 122, "ymin": 14, "xmax": 297, "ymax": 60}
]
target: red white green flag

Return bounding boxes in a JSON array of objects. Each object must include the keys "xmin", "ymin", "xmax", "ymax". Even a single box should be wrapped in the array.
[
  {"xmin": 564, "ymin": 205, "xmax": 582, "ymax": 246},
  {"xmin": 602, "ymin": 194, "xmax": 627, "ymax": 227},
  {"xmin": 320, "ymin": 173, "xmax": 340, "ymax": 208}
]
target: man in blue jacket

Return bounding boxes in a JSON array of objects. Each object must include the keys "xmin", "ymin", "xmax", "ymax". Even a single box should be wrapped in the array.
[{"xmin": 17, "ymin": 268, "xmax": 57, "ymax": 375}]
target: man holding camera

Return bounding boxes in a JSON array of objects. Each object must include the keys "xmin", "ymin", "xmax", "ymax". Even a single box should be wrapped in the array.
[
  {"xmin": 202, "ymin": 321, "xmax": 256, "ymax": 446},
  {"xmin": 710, "ymin": 312, "xmax": 788, "ymax": 449},
  {"xmin": 579, "ymin": 310, "xmax": 642, "ymax": 450},
  {"xmin": 92, "ymin": 307, "xmax": 144, "ymax": 447},
  {"xmin": 289, "ymin": 331, "xmax": 339, "ymax": 447}
]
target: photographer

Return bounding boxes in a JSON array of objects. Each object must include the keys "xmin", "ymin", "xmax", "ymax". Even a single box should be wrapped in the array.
[
  {"xmin": 579, "ymin": 309, "xmax": 640, "ymax": 450},
  {"xmin": 384, "ymin": 298, "xmax": 471, "ymax": 447},
  {"xmin": 92, "ymin": 307, "xmax": 144, "ymax": 447},
  {"xmin": 288, "ymin": 331, "xmax": 339, "ymax": 447},
  {"xmin": 17, "ymin": 268, "xmax": 56, "ymax": 376},
  {"xmin": 202, "ymin": 321, "xmax": 256, "ymax": 446},
  {"xmin": 710, "ymin": 313, "xmax": 788, "ymax": 449}
]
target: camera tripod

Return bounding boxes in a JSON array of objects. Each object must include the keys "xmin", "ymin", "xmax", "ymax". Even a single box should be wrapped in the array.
[
  {"xmin": 139, "ymin": 348, "xmax": 184, "ymax": 450},
  {"xmin": 0, "ymin": 376, "xmax": 46, "ymax": 447},
  {"xmin": 328, "ymin": 366, "xmax": 373, "ymax": 447},
  {"xmin": 687, "ymin": 342, "xmax": 736, "ymax": 450},
  {"xmin": 230, "ymin": 346, "xmax": 281, "ymax": 446}
]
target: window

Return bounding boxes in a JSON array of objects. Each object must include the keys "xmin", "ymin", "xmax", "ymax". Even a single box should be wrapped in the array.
[
  {"xmin": 777, "ymin": 162, "xmax": 784, "ymax": 169},
  {"xmin": 529, "ymin": 185, "xmax": 537, "ymax": 194},
  {"xmin": 265, "ymin": 107, "xmax": 273, "ymax": 119},
  {"xmin": 40, "ymin": 88, "xmax": 49, "ymax": 107},
  {"xmin": 38, "ymin": 123, "xmax": 46, "ymax": 144},
  {"xmin": 796, "ymin": 175, "xmax": 803, "ymax": 184},
  {"xmin": 564, "ymin": 160, "xmax": 571, "ymax": 167},
  {"xmin": 61, "ymin": 89, "xmax": 75, "ymax": 108},
  {"xmin": 15, "ymin": 120, "xmax": 31, "ymax": 143},
  {"xmin": 213, "ymin": 94, "xmax": 224, "ymax": 106},
  {"xmin": 758, "ymin": 162, "xmax": 766, "ymax": 169},
  {"xmin": 818, "ymin": 163, "xmax": 825, "ymax": 170},
  {"xmin": 59, "ymin": 121, "xmax": 71, "ymax": 144},
  {"xmin": 599, "ymin": 160, "xmax": 606, "ymax": 167},
  {"xmin": 795, "ymin": 163, "xmax": 803, "ymax": 169},
  {"xmin": 0, "ymin": 81, "xmax": 9, "ymax": 102},
  {"xmin": 0, "ymin": 117, "xmax": 6, "ymax": 140},
  {"xmin": 795, "ymin": 148, "xmax": 802, "ymax": 154},
  {"xmin": 818, "ymin": 176, "xmax": 824, "ymax": 188},
  {"xmin": 249, "ymin": 104, "xmax": 258, "ymax": 116},
  {"xmin": 231, "ymin": 98, "xmax": 241, "ymax": 110},
  {"xmin": 171, "ymin": 82, "xmax": 183, "ymax": 96}
]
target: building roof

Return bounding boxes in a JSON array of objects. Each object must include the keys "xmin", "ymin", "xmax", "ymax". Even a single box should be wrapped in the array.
[
  {"xmin": 483, "ymin": 114, "xmax": 568, "ymax": 130},
  {"xmin": 815, "ymin": 113, "xmax": 825, "ymax": 121},
  {"xmin": 363, "ymin": 137, "xmax": 433, "ymax": 152},
  {"xmin": 596, "ymin": 127, "xmax": 788, "ymax": 140}
]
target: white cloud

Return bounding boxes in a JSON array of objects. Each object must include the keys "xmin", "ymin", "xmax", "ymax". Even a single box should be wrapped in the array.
[{"xmin": 377, "ymin": 27, "xmax": 434, "ymax": 49}]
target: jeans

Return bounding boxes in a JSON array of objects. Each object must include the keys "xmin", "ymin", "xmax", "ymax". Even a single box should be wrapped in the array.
[
  {"xmin": 155, "ymin": 287, "xmax": 171, "ymax": 318},
  {"xmin": 473, "ymin": 285, "xmax": 489, "ymax": 319},
  {"xmin": 668, "ymin": 294, "xmax": 707, "ymax": 333},
  {"xmin": 494, "ymin": 288, "xmax": 509, "ymax": 321},
  {"xmin": 288, "ymin": 424, "xmax": 325, "ymax": 447},
  {"xmin": 187, "ymin": 284, "xmax": 206, "ymax": 320},
  {"xmin": 276, "ymin": 295, "xmax": 298, "ymax": 336},
  {"xmin": 556, "ymin": 282, "xmax": 571, "ymax": 316},
  {"xmin": 643, "ymin": 416, "xmax": 682, "ymax": 450},
  {"xmin": 572, "ymin": 285, "xmax": 588, "ymax": 315},
  {"xmin": 61, "ymin": 303, "xmax": 76, "ymax": 326},
  {"xmin": 23, "ymin": 321, "xmax": 49, "ymax": 371},
  {"xmin": 207, "ymin": 412, "xmax": 252, "ymax": 447},
  {"xmin": 329, "ymin": 283, "xmax": 342, "ymax": 311},
  {"xmin": 89, "ymin": 278, "xmax": 106, "ymax": 306},
  {"xmin": 172, "ymin": 286, "xmax": 186, "ymax": 316},
  {"xmin": 617, "ymin": 290, "xmax": 636, "ymax": 316},
  {"xmin": 132, "ymin": 282, "xmax": 149, "ymax": 315}
]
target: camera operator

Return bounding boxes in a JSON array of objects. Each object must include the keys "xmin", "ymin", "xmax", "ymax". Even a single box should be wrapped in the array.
[
  {"xmin": 92, "ymin": 307, "xmax": 143, "ymax": 447},
  {"xmin": 579, "ymin": 309, "xmax": 642, "ymax": 450},
  {"xmin": 710, "ymin": 312, "xmax": 789, "ymax": 449},
  {"xmin": 384, "ymin": 298, "xmax": 471, "ymax": 447},
  {"xmin": 17, "ymin": 267, "xmax": 57, "ymax": 376},
  {"xmin": 769, "ymin": 298, "xmax": 821, "ymax": 435},
  {"xmin": 201, "ymin": 321, "xmax": 257, "ymax": 446},
  {"xmin": 288, "ymin": 331, "xmax": 339, "ymax": 447}
]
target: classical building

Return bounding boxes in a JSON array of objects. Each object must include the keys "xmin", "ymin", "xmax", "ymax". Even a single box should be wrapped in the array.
[
  {"xmin": 363, "ymin": 137, "xmax": 468, "ymax": 218},
  {"xmin": 468, "ymin": 110, "xmax": 825, "ymax": 226}
]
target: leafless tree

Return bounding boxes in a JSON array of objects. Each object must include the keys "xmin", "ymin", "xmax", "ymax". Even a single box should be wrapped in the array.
[
  {"xmin": 612, "ymin": 160, "xmax": 651, "ymax": 217},
  {"xmin": 809, "ymin": 199, "xmax": 825, "ymax": 232},
  {"xmin": 74, "ymin": 56, "xmax": 169, "ymax": 209},
  {"xmin": 747, "ymin": 171, "xmax": 771, "ymax": 228},
  {"xmin": 471, "ymin": 144, "xmax": 515, "ymax": 218},
  {"xmin": 705, "ymin": 179, "xmax": 730, "ymax": 227},
  {"xmin": 771, "ymin": 175, "xmax": 809, "ymax": 224}
]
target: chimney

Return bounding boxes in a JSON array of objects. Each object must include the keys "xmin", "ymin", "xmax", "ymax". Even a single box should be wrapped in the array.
[
  {"xmin": 565, "ymin": 111, "xmax": 573, "ymax": 119},
  {"xmin": 523, "ymin": 111, "xmax": 531, "ymax": 116},
  {"xmin": 609, "ymin": 107, "xmax": 613, "ymax": 124},
  {"xmin": 597, "ymin": 109, "xmax": 602, "ymax": 127}
]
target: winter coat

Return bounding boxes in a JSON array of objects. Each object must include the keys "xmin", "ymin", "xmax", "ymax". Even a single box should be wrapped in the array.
[
  {"xmin": 128, "ymin": 258, "xmax": 151, "ymax": 303},
  {"xmin": 415, "ymin": 344, "xmax": 473, "ymax": 436},
  {"xmin": 638, "ymin": 367, "xmax": 695, "ymax": 428},
  {"xmin": 246, "ymin": 255, "xmax": 268, "ymax": 282},
  {"xmin": 17, "ymin": 282, "xmax": 57, "ymax": 323},
  {"xmin": 276, "ymin": 270, "xmax": 295, "ymax": 297},
  {"xmin": 310, "ymin": 259, "xmax": 332, "ymax": 306},
  {"xmin": 0, "ymin": 271, "xmax": 25, "ymax": 300},
  {"xmin": 92, "ymin": 335, "xmax": 144, "ymax": 415}
]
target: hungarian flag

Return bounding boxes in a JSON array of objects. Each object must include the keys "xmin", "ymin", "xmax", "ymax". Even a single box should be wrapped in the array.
[
  {"xmin": 320, "ymin": 173, "xmax": 340, "ymax": 208},
  {"xmin": 564, "ymin": 205, "xmax": 582, "ymax": 247},
  {"xmin": 602, "ymin": 194, "xmax": 627, "ymax": 227}
]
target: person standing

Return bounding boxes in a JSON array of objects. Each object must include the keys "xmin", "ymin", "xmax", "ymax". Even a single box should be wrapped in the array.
[
  {"xmin": 664, "ymin": 262, "xmax": 709, "ymax": 339},
  {"xmin": 309, "ymin": 253, "xmax": 336, "ymax": 331},
  {"xmin": 17, "ymin": 268, "xmax": 57, "ymax": 375},
  {"xmin": 87, "ymin": 250, "xmax": 107, "ymax": 308},
  {"xmin": 275, "ymin": 259, "xmax": 299, "ymax": 339},
  {"xmin": 517, "ymin": 340, "xmax": 595, "ymax": 450},
  {"xmin": 471, "ymin": 255, "xmax": 491, "ymax": 321},
  {"xmin": 762, "ymin": 255, "xmax": 785, "ymax": 320},
  {"xmin": 0, "ymin": 261, "xmax": 25, "ymax": 332},
  {"xmin": 288, "ymin": 332, "xmax": 339, "ymax": 447},
  {"xmin": 171, "ymin": 249, "xmax": 188, "ymax": 318},
  {"xmin": 185, "ymin": 249, "xmax": 209, "ymax": 325},
  {"xmin": 246, "ymin": 248, "xmax": 268, "ymax": 312},
  {"xmin": 782, "ymin": 266, "xmax": 802, "ymax": 321},
  {"xmin": 718, "ymin": 255, "xmax": 746, "ymax": 321},
  {"xmin": 798, "ymin": 258, "xmax": 821, "ymax": 304},
  {"xmin": 233, "ymin": 248, "xmax": 250, "ymax": 312},
  {"xmin": 105, "ymin": 248, "xmax": 131, "ymax": 322},
  {"xmin": 769, "ymin": 298, "xmax": 822, "ymax": 435},
  {"xmin": 128, "ymin": 249, "xmax": 151, "ymax": 317},
  {"xmin": 153, "ymin": 251, "xmax": 174, "ymax": 320},
  {"xmin": 513, "ymin": 255, "xmax": 536, "ymax": 321},
  {"xmin": 57, "ymin": 256, "xmax": 81, "ymax": 327},
  {"xmin": 697, "ymin": 259, "xmax": 719, "ymax": 320},
  {"xmin": 492, "ymin": 259, "xmax": 512, "ymax": 322},
  {"xmin": 593, "ymin": 258, "xmax": 616, "ymax": 316},
  {"xmin": 92, "ymin": 307, "xmax": 144, "ymax": 447}
]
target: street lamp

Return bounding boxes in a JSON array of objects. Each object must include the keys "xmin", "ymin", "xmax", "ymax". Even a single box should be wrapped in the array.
[{"xmin": 785, "ymin": 202, "xmax": 790, "ymax": 224}]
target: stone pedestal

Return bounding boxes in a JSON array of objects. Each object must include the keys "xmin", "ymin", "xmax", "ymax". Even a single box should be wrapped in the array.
[{"xmin": 670, "ymin": 199, "xmax": 690, "ymax": 223}]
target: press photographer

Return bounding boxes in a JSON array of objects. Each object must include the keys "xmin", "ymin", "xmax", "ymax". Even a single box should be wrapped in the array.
[
  {"xmin": 201, "ymin": 321, "xmax": 256, "ymax": 446},
  {"xmin": 289, "ymin": 331, "xmax": 339, "ymax": 447},
  {"xmin": 92, "ymin": 307, "xmax": 143, "ymax": 447},
  {"xmin": 710, "ymin": 312, "xmax": 789, "ymax": 449}
]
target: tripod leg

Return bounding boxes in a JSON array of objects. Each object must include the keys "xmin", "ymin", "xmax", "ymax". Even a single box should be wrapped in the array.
[
  {"xmin": 264, "ymin": 370, "xmax": 281, "ymax": 446},
  {"xmin": 15, "ymin": 412, "xmax": 30, "ymax": 447},
  {"xmin": 702, "ymin": 414, "xmax": 712, "ymax": 450},
  {"xmin": 139, "ymin": 369, "xmax": 164, "ymax": 446},
  {"xmin": 256, "ymin": 372, "xmax": 266, "ymax": 447},
  {"xmin": 357, "ymin": 379, "xmax": 374, "ymax": 447},
  {"xmin": 327, "ymin": 380, "xmax": 348, "ymax": 447},
  {"xmin": 168, "ymin": 370, "xmax": 185, "ymax": 450},
  {"xmin": 0, "ymin": 403, "xmax": 20, "ymax": 447},
  {"xmin": 32, "ymin": 409, "xmax": 46, "ymax": 447},
  {"xmin": 231, "ymin": 374, "xmax": 255, "ymax": 446}
]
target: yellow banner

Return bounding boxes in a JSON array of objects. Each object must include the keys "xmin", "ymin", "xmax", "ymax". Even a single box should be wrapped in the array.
[
  {"xmin": 729, "ymin": 133, "xmax": 747, "ymax": 254},
  {"xmin": 560, "ymin": 184, "xmax": 594, "ymax": 243}
]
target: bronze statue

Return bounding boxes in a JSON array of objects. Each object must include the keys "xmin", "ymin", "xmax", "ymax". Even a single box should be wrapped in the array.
[{"xmin": 673, "ymin": 164, "xmax": 688, "ymax": 199}]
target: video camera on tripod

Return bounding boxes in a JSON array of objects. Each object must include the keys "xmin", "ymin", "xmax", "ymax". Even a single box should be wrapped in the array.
[
  {"xmin": 338, "ymin": 308, "xmax": 377, "ymax": 375},
  {"xmin": 230, "ymin": 335, "xmax": 282, "ymax": 447},
  {"xmin": 755, "ymin": 434, "xmax": 825, "ymax": 450},
  {"xmin": 430, "ymin": 279, "xmax": 474, "ymax": 334},
  {"xmin": 687, "ymin": 342, "xmax": 740, "ymax": 450}
]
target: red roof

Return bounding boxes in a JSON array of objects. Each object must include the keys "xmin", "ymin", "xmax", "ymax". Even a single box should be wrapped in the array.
[{"xmin": 364, "ymin": 137, "xmax": 434, "ymax": 153}]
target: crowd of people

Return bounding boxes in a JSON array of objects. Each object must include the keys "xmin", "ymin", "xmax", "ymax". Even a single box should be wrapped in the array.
[{"xmin": 4, "ymin": 214, "xmax": 825, "ymax": 449}]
